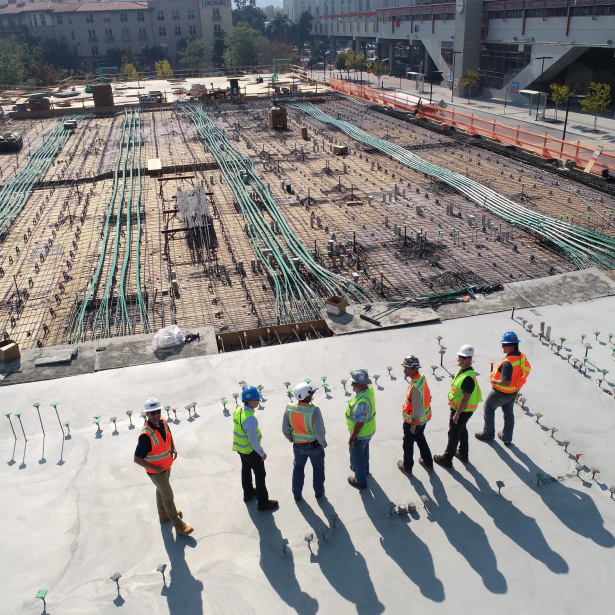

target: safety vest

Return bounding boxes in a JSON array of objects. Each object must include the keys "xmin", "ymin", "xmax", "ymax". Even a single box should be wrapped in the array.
[
  {"xmin": 286, "ymin": 403, "xmax": 317, "ymax": 443},
  {"xmin": 448, "ymin": 368, "xmax": 483, "ymax": 412},
  {"xmin": 232, "ymin": 407, "xmax": 262, "ymax": 453},
  {"xmin": 345, "ymin": 385, "xmax": 376, "ymax": 438},
  {"xmin": 490, "ymin": 352, "xmax": 531, "ymax": 394},
  {"xmin": 141, "ymin": 420, "xmax": 174, "ymax": 474},
  {"xmin": 402, "ymin": 373, "xmax": 432, "ymax": 424}
]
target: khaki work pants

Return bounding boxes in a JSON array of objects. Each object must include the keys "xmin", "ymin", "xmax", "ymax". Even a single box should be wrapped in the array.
[{"xmin": 148, "ymin": 468, "xmax": 181, "ymax": 528}]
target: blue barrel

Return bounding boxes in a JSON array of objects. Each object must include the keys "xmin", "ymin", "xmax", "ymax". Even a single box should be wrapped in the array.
[{"xmin": 16, "ymin": 103, "xmax": 27, "ymax": 111}]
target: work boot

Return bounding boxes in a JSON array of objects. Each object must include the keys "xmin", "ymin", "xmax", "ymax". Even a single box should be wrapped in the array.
[
  {"xmin": 455, "ymin": 451, "xmax": 469, "ymax": 462},
  {"xmin": 475, "ymin": 432, "xmax": 494, "ymax": 441},
  {"xmin": 497, "ymin": 431, "xmax": 512, "ymax": 447},
  {"xmin": 419, "ymin": 458, "xmax": 435, "ymax": 472},
  {"xmin": 243, "ymin": 488, "xmax": 257, "ymax": 502},
  {"xmin": 175, "ymin": 521, "xmax": 194, "ymax": 536},
  {"xmin": 159, "ymin": 509, "xmax": 182, "ymax": 523},
  {"xmin": 433, "ymin": 454, "xmax": 453, "ymax": 468},
  {"xmin": 348, "ymin": 476, "xmax": 367, "ymax": 488},
  {"xmin": 258, "ymin": 499, "xmax": 279, "ymax": 511},
  {"xmin": 397, "ymin": 460, "xmax": 412, "ymax": 476},
  {"xmin": 315, "ymin": 492, "xmax": 324, "ymax": 499},
  {"xmin": 294, "ymin": 494, "xmax": 302, "ymax": 501}
]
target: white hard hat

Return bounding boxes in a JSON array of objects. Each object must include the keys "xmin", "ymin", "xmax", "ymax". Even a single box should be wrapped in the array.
[
  {"xmin": 457, "ymin": 345, "xmax": 475, "ymax": 357},
  {"xmin": 144, "ymin": 397, "xmax": 162, "ymax": 412},
  {"xmin": 293, "ymin": 382, "xmax": 317, "ymax": 401}
]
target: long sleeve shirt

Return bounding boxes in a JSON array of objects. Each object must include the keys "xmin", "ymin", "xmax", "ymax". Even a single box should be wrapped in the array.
[
  {"xmin": 410, "ymin": 386, "xmax": 425, "ymax": 423},
  {"xmin": 241, "ymin": 405, "xmax": 265, "ymax": 457},
  {"xmin": 282, "ymin": 405, "xmax": 327, "ymax": 447}
]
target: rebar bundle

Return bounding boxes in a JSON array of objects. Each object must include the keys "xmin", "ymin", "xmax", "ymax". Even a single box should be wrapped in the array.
[{"xmin": 177, "ymin": 184, "xmax": 211, "ymax": 229}]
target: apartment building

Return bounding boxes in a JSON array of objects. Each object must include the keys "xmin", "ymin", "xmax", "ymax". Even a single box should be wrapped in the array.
[{"xmin": 0, "ymin": 0, "xmax": 232, "ymax": 70}]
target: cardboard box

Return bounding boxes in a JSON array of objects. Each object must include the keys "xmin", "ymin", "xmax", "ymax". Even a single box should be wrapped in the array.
[
  {"xmin": 333, "ymin": 145, "xmax": 348, "ymax": 155},
  {"xmin": 0, "ymin": 339, "xmax": 20, "ymax": 363},
  {"xmin": 268, "ymin": 106, "xmax": 287, "ymax": 129},
  {"xmin": 325, "ymin": 295, "xmax": 349, "ymax": 316}
]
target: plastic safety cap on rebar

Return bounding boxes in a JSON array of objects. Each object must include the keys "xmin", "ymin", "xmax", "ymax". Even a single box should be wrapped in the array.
[
  {"xmin": 292, "ymin": 102, "xmax": 615, "ymax": 271},
  {"xmin": 178, "ymin": 103, "xmax": 376, "ymax": 324}
]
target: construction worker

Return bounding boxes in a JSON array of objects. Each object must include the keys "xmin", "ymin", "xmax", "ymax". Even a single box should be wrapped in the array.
[
  {"xmin": 475, "ymin": 332, "xmax": 531, "ymax": 446},
  {"xmin": 233, "ymin": 386, "xmax": 278, "ymax": 511},
  {"xmin": 397, "ymin": 355, "xmax": 434, "ymax": 476},
  {"xmin": 282, "ymin": 382, "xmax": 327, "ymax": 501},
  {"xmin": 434, "ymin": 345, "xmax": 483, "ymax": 468},
  {"xmin": 346, "ymin": 369, "xmax": 376, "ymax": 488},
  {"xmin": 133, "ymin": 397, "xmax": 193, "ymax": 536}
]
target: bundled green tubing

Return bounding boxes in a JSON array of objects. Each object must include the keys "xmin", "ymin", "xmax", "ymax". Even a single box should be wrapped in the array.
[{"xmin": 293, "ymin": 102, "xmax": 615, "ymax": 271}]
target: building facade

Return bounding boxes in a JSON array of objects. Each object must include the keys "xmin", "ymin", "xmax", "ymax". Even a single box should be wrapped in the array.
[{"xmin": 0, "ymin": 0, "xmax": 232, "ymax": 70}]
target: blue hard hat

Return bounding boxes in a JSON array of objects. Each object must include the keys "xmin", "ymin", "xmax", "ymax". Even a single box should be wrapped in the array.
[
  {"xmin": 241, "ymin": 386, "xmax": 262, "ymax": 402},
  {"xmin": 500, "ymin": 331, "xmax": 520, "ymax": 344}
]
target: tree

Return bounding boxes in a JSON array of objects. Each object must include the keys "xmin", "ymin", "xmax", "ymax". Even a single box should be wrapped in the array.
[
  {"xmin": 223, "ymin": 21, "xmax": 265, "ymax": 67},
  {"xmin": 262, "ymin": 4, "xmax": 282, "ymax": 20},
  {"xmin": 293, "ymin": 11, "xmax": 314, "ymax": 54},
  {"xmin": 232, "ymin": 1, "xmax": 267, "ymax": 34},
  {"xmin": 334, "ymin": 50, "xmax": 348, "ymax": 75},
  {"xmin": 549, "ymin": 83, "xmax": 569, "ymax": 122},
  {"xmin": 105, "ymin": 47, "xmax": 124, "ymax": 68},
  {"xmin": 120, "ymin": 63, "xmax": 139, "ymax": 81},
  {"xmin": 580, "ymin": 82, "xmax": 611, "ymax": 131},
  {"xmin": 346, "ymin": 51, "xmax": 364, "ymax": 83},
  {"xmin": 260, "ymin": 41, "xmax": 299, "ymax": 67},
  {"xmin": 122, "ymin": 45, "xmax": 142, "ymax": 72},
  {"xmin": 178, "ymin": 38, "xmax": 213, "ymax": 70},
  {"xmin": 213, "ymin": 39, "xmax": 226, "ymax": 66},
  {"xmin": 308, "ymin": 38, "xmax": 325, "ymax": 69},
  {"xmin": 30, "ymin": 36, "xmax": 76, "ymax": 71},
  {"xmin": 461, "ymin": 69, "xmax": 480, "ymax": 104},
  {"xmin": 266, "ymin": 13, "xmax": 292, "ymax": 43},
  {"xmin": 155, "ymin": 59, "xmax": 173, "ymax": 79},
  {"xmin": 142, "ymin": 44, "xmax": 167, "ymax": 69},
  {"xmin": 371, "ymin": 59, "xmax": 390, "ymax": 88}
]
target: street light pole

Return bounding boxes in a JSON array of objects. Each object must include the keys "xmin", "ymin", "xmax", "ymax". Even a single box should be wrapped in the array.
[
  {"xmin": 451, "ymin": 51, "xmax": 462, "ymax": 103},
  {"xmin": 535, "ymin": 55, "xmax": 553, "ymax": 121},
  {"xmin": 562, "ymin": 93, "xmax": 572, "ymax": 142}
]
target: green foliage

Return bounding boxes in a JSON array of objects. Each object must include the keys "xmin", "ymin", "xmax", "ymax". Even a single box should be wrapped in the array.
[
  {"xmin": 0, "ymin": 39, "xmax": 28, "ymax": 86},
  {"xmin": 213, "ymin": 38, "xmax": 226, "ymax": 64},
  {"xmin": 178, "ymin": 38, "xmax": 213, "ymax": 70},
  {"xmin": 308, "ymin": 38, "xmax": 326, "ymax": 68},
  {"xmin": 142, "ymin": 44, "xmax": 167, "ymax": 68},
  {"xmin": 120, "ymin": 63, "xmax": 139, "ymax": 82},
  {"xmin": 334, "ymin": 50, "xmax": 348, "ymax": 72},
  {"xmin": 294, "ymin": 12, "xmax": 314, "ymax": 52},
  {"xmin": 232, "ymin": 5, "xmax": 267, "ymax": 34},
  {"xmin": 105, "ymin": 47, "xmax": 124, "ymax": 68},
  {"xmin": 262, "ymin": 4, "xmax": 283, "ymax": 20},
  {"xmin": 155, "ymin": 59, "xmax": 173, "ymax": 79},
  {"xmin": 223, "ymin": 21, "xmax": 265, "ymax": 67},
  {"xmin": 122, "ymin": 45, "xmax": 141, "ymax": 72},
  {"xmin": 580, "ymin": 82, "xmax": 611, "ymax": 131},
  {"xmin": 266, "ymin": 13, "xmax": 292, "ymax": 43},
  {"xmin": 371, "ymin": 59, "xmax": 390, "ymax": 86},
  {"xmin": 549, "ymin": 83, "xmax": 570, "ymax": 121},
  {"xmin": 461, "ymin": 69, "xmax": 480, "ymax": 103}
]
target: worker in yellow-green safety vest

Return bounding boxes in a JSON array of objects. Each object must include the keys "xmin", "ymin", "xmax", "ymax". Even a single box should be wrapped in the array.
[
  {"xmin": 282, "ymin": 382, "xmax": 327, "ymax": 501},
  {"xmin": 397, "ymin": 355, "xmax": 435, "ymax": 476},
  {"xmin": 434, "ymin": 345, "xmax": 483, "ymax": 468},
  {"xmin": 346, "ymin": 369, "xmax": 376, "ymax": 489},
  {"xmin": 232, "ymin": 386, "xmax": 278, "ymax": 512}
]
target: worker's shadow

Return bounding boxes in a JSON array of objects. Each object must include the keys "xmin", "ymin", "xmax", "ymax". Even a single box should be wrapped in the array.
[
  {"xmin": 160, "ymin": 525, "xmax": 203, "ymax": 615},
  {"xmin": 414, "ymin": 473, "xmax": 507, "ymax": 593},
  {"xmin": 296, "ymin": 498, "xmax": 385, "ymax": 615},
  {"xmin": 361, "ymin": 478, "xmax": 445, "ymax": 602},
  {"xmin": 497, "ymin": 445, "xmax": 615, "ymax": 548},
  {"xmin": 247, "ymin": 506, "xmax": 319, "ymax": 615}
]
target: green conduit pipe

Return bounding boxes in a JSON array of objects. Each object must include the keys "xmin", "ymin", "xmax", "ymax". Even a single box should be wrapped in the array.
[
  {"xmin": 179, "ymin": 103, "xmax": 377, "ymax": 324},
  {"xmin": 292, "ymin": 102, "xmax": 615, "ymax": 271}
]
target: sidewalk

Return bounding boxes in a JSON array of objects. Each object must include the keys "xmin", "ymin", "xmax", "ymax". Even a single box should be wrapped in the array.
[{"xmin": 309, "ymin": 68, "xmax": 615, "ymax": 154}]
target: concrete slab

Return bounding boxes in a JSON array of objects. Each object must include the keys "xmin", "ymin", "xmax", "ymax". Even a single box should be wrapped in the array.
[
  {"xmin": 437, "ymin": 286, "xmax": 531, "ymax": 320},
  {"xmin": 323, "ymin": 302, "xmax": 439, "ymax": 335},
  {"xmin": 2, "ymin": 297, "xmax": 615, "ymax": 614},
  {"xmin": 509, "ymin": 267, "xmax": 615, "ymax": 305}
]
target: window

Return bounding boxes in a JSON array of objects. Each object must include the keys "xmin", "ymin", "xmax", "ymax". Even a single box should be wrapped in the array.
[
  {"xmin": 40, "ymin": 14, "xmax": 46, "ymax": 26},
  {"xmin": 188, "ymin": 9, "xmax": 195, "ymax": 19},
  {"xmin": 157, "ymin": 11, "xmax": 165, "ymax": 21},
  {"xmin": 174, "ymin": 25, "xmax": 181, "ymax": 35},
  {"xmin": 60, "ymin": 31, "xmax": 65, "ymax": 40},
  {"xmin": 189, "ymin": 24, "xmax": 197, "ymax": 36},
  {"xmin": 571, "ymin": 7, "xmax": 592, "ymax": 15},
  {"xmin": 122, "ymin": 28, "xmax": 129, "ymax": 36},
  {"xmin": 91, "ymin": 46, "xmax": 99, "ymax": 55},
  {"xmin": 159, "ymin": 26, "xmax": 166, "ymax": 36},
  {"xmin": 478, "ymin": 42, "xmax": 532, "ymax": 90},
  {"xmin": 105, "ymin": 28, "xmax": 113, "ymax": 38},
  {"xmin": 213, "ymin": 8, "xmax": 220, "ymax": 19},
  {"xmin": 103, "ymin": 14, "xmax": 110, "ymax": 23},
  {"xmin": 172, "ymin": 10, "xmax": 180, "ymax": 20},
  {"xmin": 71, "ymin": 30, "xmax": 75, "ymax": 40},
  {"xmin": 214, "ymin": 24, "xmax": 222, "ymax": 35},
  {"xmin": 86, "ymin": 13, "xmax": 94, "ymax": 23},
  {"xmin": 120, "ymin": 12, "xmax": 128, "ymax": 22},
  {"xmin": 505, "ymin": 10, "xmax": 523, "ymax": 18},
  {"xmin": 74, "ymin": 46, "xmax": 77, "ymax": 54},
  {"xmin": 88, "ymin": 29, "xmax": 96, "ymax": 40},
  {"xmin": 137, "ymin": 11, "xmax": 145, "ymax": 21},
  {"xmin": 68, "ymin": 17, "xmax": 72, "ymax": 24},
  {"xmin": 139, "ymin": 27, "xmax": 147, "ymax": 35},
  {"xmin": 57, "ymin": 15, "xmax": 63, "ymax": 25}
]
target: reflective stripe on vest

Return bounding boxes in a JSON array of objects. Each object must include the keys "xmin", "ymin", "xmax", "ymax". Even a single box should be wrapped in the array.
[
  {"xmin": 232, "ymin": 407, "xmax": 262, "ymax": 453},
  {"xmin": 401, "ymin": 373, "xmax": 432, "ymax": 423},
  {"xmin": 286, "ymin": 403, "xmax": 317, "ymax": 443},
  {"xmin": 345, "ymin": 385, "xmax": 376, "ymax": 438},
  {"xmin": 448, "ymin": 368, "xmax": 483, "ymax": 412},
  {"xmin": 141, "ymin": 420, "xmax": 173, "ymax": 474},
  {"xmin": 490, "ymin": 353, "xmax": 531, "ymax": 394}
]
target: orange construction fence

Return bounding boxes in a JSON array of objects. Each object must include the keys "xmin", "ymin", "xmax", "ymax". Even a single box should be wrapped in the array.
[{"xmin": 329, "ymin": 78, "xmax": 615, "ymax": 176}]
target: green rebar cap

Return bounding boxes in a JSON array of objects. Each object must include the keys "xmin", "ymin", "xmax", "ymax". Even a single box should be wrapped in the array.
[
  {"xmin": 36, "ymin": 590, "xmax": 48, "ymax": 599},
  {"xmin": 15, "ymin": 412, "xmax": 22, "ymax": 418},
  {"xmin": 3, "ymin": 413, "xmax": 11, "ymax": 418}
]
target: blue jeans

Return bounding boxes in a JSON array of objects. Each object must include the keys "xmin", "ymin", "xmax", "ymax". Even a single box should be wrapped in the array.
[
  {"xmin": 482, "ymin": 389, "xmax": 516, "ymax": 442},
  {"xmin": 292, "ymin": 442, "xmax": 325, "ymax": 496},
  {"xmin": 349, "ymin": 438, "xmax": 370, "ymax": 486}
]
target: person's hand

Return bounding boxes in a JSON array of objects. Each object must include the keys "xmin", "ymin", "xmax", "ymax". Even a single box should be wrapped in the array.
[
  {"xmin": 261, "ymin": 453, "xmax": 267, "ymax": 461},
  {"xmin": 322, "ymin": 443, "xmax": 328, "ymax": 448},
  {"xmin": 453, "ymin": 413, "xmax": 460, "ymax": 424},
  {"xmin": 348, "ymin": 438, "xmax": 355, "ymax": 448},
  {"xmin": 410, "ymin": 425, "xmax": 417, "ymax": 434},
  {"xmin": 172, "ymin": 449, "xmax": 178, "ymax": 460},
  {"xmin": 154, "ymin": 465, "xmax": 165, "ymax": 474}
]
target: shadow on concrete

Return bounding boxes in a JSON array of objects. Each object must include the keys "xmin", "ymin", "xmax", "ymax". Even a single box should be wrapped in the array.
[
  {"xmin": 247, "ymin": 506, "xmax": 319, "ymax": 615},
  {"xmin": 160, "ymin": 525, "xmax": 203, "ymax": 615},
  {"xmin": 500, "ymin": 446, "xmax": 615, "ymax": 548},
  {"xmin": 295, "ymin": 498, "xmax": 385, "ymax": 615},
  {"xmin": 413, "ymin": 473, "xmax": 507, "ymax": 593},
  {"xmin": 452, "ymin": 464, "xmax": 569, "ymax": 574},
  {"xmin": 360, "ymin": 477, "xmax": 445, "ymax": 602}
]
